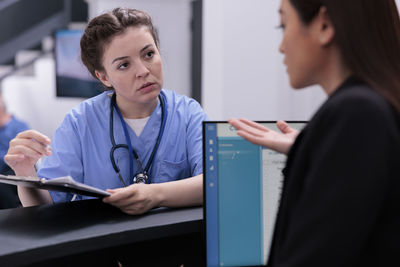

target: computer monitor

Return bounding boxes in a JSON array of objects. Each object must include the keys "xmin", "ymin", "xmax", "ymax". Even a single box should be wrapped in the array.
[
  {"xmin": 203, "ymin": 121, "xmax": 306, "ymax": 267},
  {"xmin": 55, "ymin": 29, "xmax": 103, "ymax": 98}
]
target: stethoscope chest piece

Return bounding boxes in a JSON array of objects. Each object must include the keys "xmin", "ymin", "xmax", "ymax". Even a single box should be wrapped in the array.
[{"xmin": 133, "ymin": 173, "xmax": 148, "ymax": 184}]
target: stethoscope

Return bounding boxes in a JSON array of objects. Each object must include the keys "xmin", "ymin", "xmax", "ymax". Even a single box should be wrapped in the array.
[{"xmin": 109, "ymin": 91, "xmax": 167, "ymax": 186}]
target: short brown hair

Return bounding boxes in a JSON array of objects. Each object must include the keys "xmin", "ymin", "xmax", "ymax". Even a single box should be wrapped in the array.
[{"xmin": 80, "ymin": 8, "xmax": 159, "ymax": 81}]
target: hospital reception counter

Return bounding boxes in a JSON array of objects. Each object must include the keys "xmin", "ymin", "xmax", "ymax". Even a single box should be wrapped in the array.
[{"xmin": 0, "ymin": 199, "xmax": 203, "ymax": 266}]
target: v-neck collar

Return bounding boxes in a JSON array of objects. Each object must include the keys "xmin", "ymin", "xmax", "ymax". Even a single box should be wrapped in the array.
[{"xmin": 125, "ymin": 99, "xmax": 162, "ymax": 152}]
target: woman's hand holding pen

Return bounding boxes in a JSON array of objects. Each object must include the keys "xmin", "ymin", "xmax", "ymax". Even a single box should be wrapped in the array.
[
  {"xmin": 228, "ymin": 118, "xmax": 299, "ymax": 155},
  {"xmin": 4, "ymin": 130, "xmax": 52, "ymax": 176},
  {"xmin": 103, "ymin": 184, "xmax": 160, "ymax": 215}
]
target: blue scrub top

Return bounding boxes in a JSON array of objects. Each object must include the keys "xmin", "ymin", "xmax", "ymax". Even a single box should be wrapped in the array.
[{"xmin": 37, "ymin": 89, "xmax": 208, "ymax": 202}]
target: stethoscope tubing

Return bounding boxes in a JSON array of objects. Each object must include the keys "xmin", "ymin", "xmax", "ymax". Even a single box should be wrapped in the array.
[{"xmin": 109, "ymin": 91, "xmax": 167, "ymax": 185}]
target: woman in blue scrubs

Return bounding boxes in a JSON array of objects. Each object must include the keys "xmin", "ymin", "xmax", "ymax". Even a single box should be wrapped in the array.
[{"xmin": 5, "ymin": 8, "xmax": 208, "ymax": 215}]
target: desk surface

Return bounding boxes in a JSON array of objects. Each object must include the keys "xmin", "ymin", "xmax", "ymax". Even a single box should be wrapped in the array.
[{"xmin": 0, "ymin": 199, "xmax": 202, "ymax": 266}]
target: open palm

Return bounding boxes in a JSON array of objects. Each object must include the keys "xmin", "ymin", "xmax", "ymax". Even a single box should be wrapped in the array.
[{"xmin": 228, "ymin": 118, "xmax": 299, "ymax": 155}]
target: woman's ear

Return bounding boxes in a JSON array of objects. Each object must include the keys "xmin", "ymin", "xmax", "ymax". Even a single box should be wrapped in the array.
[
  {"xmin": 95, "ymin": 70, "xmax": 112, "ymax": 87},
  {"xmin": 314, "ymin": 6, "xmax": 335, "ymax": 46}
]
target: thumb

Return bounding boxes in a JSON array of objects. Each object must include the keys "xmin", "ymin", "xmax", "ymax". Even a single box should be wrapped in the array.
[
  {"xmin": 106, "ymin": 188, "xmax": 119, "ymax": 194},
  {"xmin": 276, "ymin": 120, "xmax": 293, "ymax": 134}
]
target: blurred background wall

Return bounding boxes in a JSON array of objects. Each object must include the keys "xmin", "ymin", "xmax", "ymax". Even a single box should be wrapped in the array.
[
  {"xmin": 203, "ymin": 0, "xmax": 325, "ymax": 121},
  {"xmin": 1, "ymin": 0, "xmax": 399, "ymax": 137}
]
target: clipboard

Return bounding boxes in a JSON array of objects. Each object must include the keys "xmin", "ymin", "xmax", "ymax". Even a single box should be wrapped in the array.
[{"xmin": 0, "ymin": 174, "xmax": 111, "ymax": 198}]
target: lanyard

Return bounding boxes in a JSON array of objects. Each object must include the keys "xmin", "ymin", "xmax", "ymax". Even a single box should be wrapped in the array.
[{"xmin": 110, "ymin": 92, "xmax": 167, "ymax": 185}]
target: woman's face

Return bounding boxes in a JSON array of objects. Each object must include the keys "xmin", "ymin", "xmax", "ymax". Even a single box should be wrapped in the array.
[
  {"xmin": 96, "ymin": 26, "xmax": 163, "ymax": 106},
  {"xmin": 279, "ymin": 0, "xmax": 325, "ymax": 89}
]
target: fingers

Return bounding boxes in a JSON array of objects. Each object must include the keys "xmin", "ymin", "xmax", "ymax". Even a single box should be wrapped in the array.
[
  {"xmin": 10, "ymin": 139, "xmax": 49, "ymax": 158},
  {"xmin": 103, "ymin": 186, "xmax": 136, "ymax": 204},
  {"xmin": 229, "ymin": 118, "xmax": 269, "ymax": 133},
  {"xmin": 236, "ymin": 130, "xmax": 270, "ymax": 147},
  {"xmin": 229, "ymin": 118, "xmax": 296, "ymax": 154},
  {"xmin": 238, "ymin": 118, "xmax": 270, "ymax": 132},
  {"xmin": 103, "ymin": 185, "xmax": 154, "ymax": 215},
  {"xmin": 229, "ymin": 118, "xmax": 269, "ymax": 138},
  {"xmin": 231, "ymin": 119, "xmax": 292, "ymax": 135},
  {"xmin": 276, "ymin": 120, "xmax": 292, "ymax": 133},
  {"xmin": 228, "ymin": 118, "xmax": 241, "ymax": 129},
  {"xmin": 9, "ymin": 130, "xmax": 52, "ymax": 157},
  {"xmin": 5, "ymin": 130, "xmax": 51, "ymax": 170},
  {"xmin": 17, "ymin": 130, "xmax": 51, "ymax": 146}
]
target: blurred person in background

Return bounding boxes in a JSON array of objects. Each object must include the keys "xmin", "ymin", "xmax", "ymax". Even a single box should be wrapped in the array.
[{"xmin": 0, "ymin": 94, "xmax": 29, "ymax": 209}]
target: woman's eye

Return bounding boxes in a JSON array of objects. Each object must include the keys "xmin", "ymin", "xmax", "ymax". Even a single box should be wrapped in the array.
[
  {"xmin": 118, "ymin": 62, "xmax": 129, "ymax": 70},
  {"xmin": 145, "ymin": 51, "xmax": 154, "ymax": 59},
  {"xmin": 276, "ymin": 23, "xmax": 285, "ymax": 30}
]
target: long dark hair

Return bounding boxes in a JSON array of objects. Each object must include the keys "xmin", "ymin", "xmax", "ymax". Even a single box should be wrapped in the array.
[{"xmin": 290, "ymin": 0, "xmax": 400, "ymax": 112}]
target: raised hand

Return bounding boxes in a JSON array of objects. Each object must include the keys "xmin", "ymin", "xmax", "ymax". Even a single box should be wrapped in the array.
[
  {"xmin": 4, "ymin": 130, "xmax": 52, "ymax": 177},
  {"xmin": 228, "ymin": 118, "xmax": 299, "ymax": 155}
]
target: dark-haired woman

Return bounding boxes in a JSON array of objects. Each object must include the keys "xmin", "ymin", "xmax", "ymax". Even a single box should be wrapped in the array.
[
  {"xmin": 230, "ymin": 0, "xmax": 400, "ymax": 266},
  {"xmin": 5, "ymin": 8, "xmax": 207, "ymax": 215}
]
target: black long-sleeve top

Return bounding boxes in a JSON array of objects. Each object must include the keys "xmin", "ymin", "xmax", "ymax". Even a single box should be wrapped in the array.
[{"xmin": 268, "ymin": 77, "xmax": 400, "ymax": 267}]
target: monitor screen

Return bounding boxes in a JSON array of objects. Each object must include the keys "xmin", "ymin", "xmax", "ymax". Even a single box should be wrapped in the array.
[
  {"xmin": 55, "ymin": 29, "xmax": 103, "ymax": 98},
  {"xmin": 203, "ymin": 121, "xmax": 306, "ymax": 267}
]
